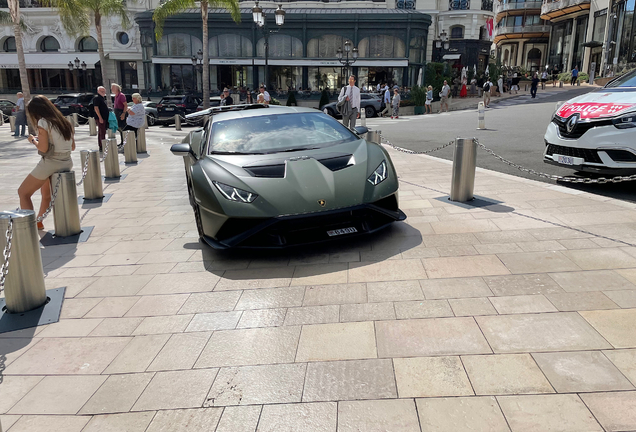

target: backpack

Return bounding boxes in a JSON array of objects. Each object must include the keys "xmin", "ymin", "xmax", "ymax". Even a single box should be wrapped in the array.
[{"xmin": 483, "ymin": 82, "xmax": 491, "ymax": 92}]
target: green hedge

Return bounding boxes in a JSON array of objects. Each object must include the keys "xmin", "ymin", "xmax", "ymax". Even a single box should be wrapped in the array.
[{"xmin": 557, "ymin": 72, "xmax": 589, "ymax": 82}]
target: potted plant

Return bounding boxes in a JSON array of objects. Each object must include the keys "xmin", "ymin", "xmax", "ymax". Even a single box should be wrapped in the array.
[{"xmin": 410, "ymin": 85, "xmax": 428, "ymax": 115}]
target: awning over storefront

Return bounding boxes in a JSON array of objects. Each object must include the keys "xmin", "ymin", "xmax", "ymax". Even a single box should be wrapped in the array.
[
  {"xmin": 0, "ymin": 53, "xmax": 101, "ymax": 69},
  {"xmin": 151, "ymin": 57, "xmax": 409, "ymax": 67},
  {"xmin": 442, "ymin": 54, "xmax": 462, "ymax": 60}
]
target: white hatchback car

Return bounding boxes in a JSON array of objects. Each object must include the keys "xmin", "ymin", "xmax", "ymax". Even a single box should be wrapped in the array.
[{"xmin": 544, "ymin": 70, "xmax": 636, "ymax": 175}]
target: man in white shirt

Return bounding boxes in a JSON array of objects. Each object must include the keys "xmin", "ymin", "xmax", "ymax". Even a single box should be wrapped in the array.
[
  {"xmin": 439, "ymin": 80, "xmax": 450, "ymax": 113},
  {"xmin": 338, "ymin": 75, "xmax": 361, "ymax": 129},
  {"xmin": 259, "ymin": 85, "xmax": 271, "ymax": 105},
  {"xmin": 380, "ymin": 85, "xmax": 391, "ymax": 117}
]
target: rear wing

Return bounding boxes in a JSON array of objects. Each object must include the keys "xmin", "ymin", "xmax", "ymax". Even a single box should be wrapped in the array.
[{"xmin": 185, "ymin": 103, "xmax": 270, "ymax": 121}]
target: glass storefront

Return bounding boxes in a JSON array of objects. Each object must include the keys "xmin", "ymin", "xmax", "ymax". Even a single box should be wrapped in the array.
[
  {"xmin": 571, "ymin": 15, "xmax": 588, "ymax": 70},
  {"xmin": 609, "ymin": 0, "xmax": 636, "ymax": 70},
  {"xmin": 548, "ymin": 20, "xmax": 573, "ymax": 71},
  {"xmin": 308, "ymin": 67, "xmax": 342, "ymax": 91}
]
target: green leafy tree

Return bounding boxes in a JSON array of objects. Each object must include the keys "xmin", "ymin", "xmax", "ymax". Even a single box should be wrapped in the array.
[
  {"xmin": 424, "ymin": 62, "xmax": 451, "ymax": 101},
  {"xmin": 44, "ymin": 0, "xmax": 130, "ymax": 108},
  {"xmin": 3, "ymin": 5, "xmax": 29, "ymax": 103},
  {"xmin": 153, "ymin": 0, "xmax": 240, "ymax": 109}
]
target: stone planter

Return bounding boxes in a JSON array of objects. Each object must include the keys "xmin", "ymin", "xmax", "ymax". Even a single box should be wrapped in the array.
[{"xmin": 414, "ymin": 106, "xmax": 425, "ymax": 115}]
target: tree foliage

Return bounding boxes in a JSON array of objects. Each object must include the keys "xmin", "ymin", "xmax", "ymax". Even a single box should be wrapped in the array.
[{"xmin": 424, "ymin": 62, "xmax": 451, "ymax": 101}]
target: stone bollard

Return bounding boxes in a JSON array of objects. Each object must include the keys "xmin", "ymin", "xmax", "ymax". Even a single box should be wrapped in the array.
[
  {"xmin": 124, "ymin": 130, "xmax": 138, "ymax": 164},
  {"xmin": 0, "ymin": 210, "xmax": 47, "ymax": 313},
  {"xmin": 137, "ymin": 126, "xmax": 147, "ymax": 153},
  {"xmin": 450, "ymin": 138, "xmax": 477, "ymax": 202},
  {"xmin": 477, "ymin": 102, "xmax": 486, "ymax": 130},
  {"xmin": 72, "ymin": 113, "xmax": 79, "ymax": 127},
  {"xmin": 88, "ymin": 117, "xmax": 97, "ymax": 136},
  {"xmin": 80, "ymin": 150, "xmax": 103, "ymax": 200},
  {"xmin": 175, "ymin": 114, "xmax": 181, "ymax": 131},
  {"xmin": 50, "ymin": 171, "xmax": 82, "ymax": 237},
  {"xmin": 103, "ymin": 138, "xmax": 120, "ymax": 178},
  {"xmin": 9, "ymin": 115, "xmax": 16, "ymax": 133}
]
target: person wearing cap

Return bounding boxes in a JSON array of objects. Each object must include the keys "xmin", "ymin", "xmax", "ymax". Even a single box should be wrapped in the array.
[
  {"xmin": 220, "ymin": 88, "xmax": 233, "ymax": 106},
  {"xmin": 259, "ymin": 85, "xmax": 270, "ymax": 105}
]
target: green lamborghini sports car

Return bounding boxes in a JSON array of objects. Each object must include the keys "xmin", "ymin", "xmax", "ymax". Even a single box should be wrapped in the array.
[{"xmin": 171, "ymin": 104, "xmax": 406, "ymax": 249}]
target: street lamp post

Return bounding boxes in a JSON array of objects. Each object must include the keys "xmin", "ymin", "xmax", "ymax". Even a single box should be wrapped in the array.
[
  {"xmin": 434, "ymin": 30, "xmax": 450, "ymax": 62},
  {"xmin": 191, "ymin": 48, "xmax": 203, "ymax": 93},
  {"xmin": 68, "ymin": 57, "xmax": 87, "ymax": 92},
  {"xmin": 336, "ymin": 40, "xmax": 358, "ymax": 85},
  {"xmin": 253, "ymin": 2, "xmax": 285, "ymax": 91}
]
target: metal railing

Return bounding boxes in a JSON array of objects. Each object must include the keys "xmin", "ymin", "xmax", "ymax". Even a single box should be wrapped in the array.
[
  {"xmin": 482, "ymin": 0, "xmax": 494, "ymax": 11},
  {"xmin": 541, "ymin": 0, "xmax": 590, "ymax": 16},
  {"xmin": 496, "ymin": 0, "xmax": 542, "ymax": 12},
  {"xmin": 495, "ymin": 24, "xmax": 551, "ymax": 35}
]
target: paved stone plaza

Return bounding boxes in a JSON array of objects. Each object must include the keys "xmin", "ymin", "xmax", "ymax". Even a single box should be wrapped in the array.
[{"xmin": 1, "ymin": 121, "xmax": 636, "ymax": 432}]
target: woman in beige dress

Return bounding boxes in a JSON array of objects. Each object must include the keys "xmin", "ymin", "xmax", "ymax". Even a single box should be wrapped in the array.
[{"xmin": 18, "ymin": 95, "xmax": 75, "ymax": 230}]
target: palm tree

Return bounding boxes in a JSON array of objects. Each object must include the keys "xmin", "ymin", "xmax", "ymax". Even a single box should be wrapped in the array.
[
  {"xmin": 3, "ymin": 4, "xmax": 30, "ymax": 103},
  {"xmin": 44, "ymin": 0, "xmax": 130, "ymax": 108},
  {"xmin": 153, "ymin": 0, "xmax": 240, "ymax": 109}
]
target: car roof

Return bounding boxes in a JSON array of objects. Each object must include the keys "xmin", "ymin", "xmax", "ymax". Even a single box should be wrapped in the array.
[
  {"xmin": 57, "ymin": 93, "xmax": 93, "ymax": 97},
  {"xmin": 212, "ymin": 106, "xmax": 318, "ymax": 122}
]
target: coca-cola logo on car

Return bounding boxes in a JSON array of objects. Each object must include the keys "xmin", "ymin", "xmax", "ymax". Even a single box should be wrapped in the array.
[{"xmin": 557, "ymin": 103, "xmax": 636, "ymax": 119}]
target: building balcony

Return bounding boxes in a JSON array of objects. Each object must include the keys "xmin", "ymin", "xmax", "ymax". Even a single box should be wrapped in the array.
[
  {"xmin": 496, "ymin": 1, "xmax": 542, "ymax": 13},
  {"xmin": 494, "ymin": 24, "xmax": 550, "ymax": 43},
  {"xmin": 540, "ymin": 0, "xmax": 590, "ymax": 20}
]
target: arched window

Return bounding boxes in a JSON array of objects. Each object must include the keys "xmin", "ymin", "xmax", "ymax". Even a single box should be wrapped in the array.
[
  {"xmin": 3, "ymin": 37, "xmax": 16, "ymax": 52},
  {"xmin": 450, "ymin": 26, "xmax": 464, "ymax": 39},
  {"xmin": 40, "ymin": 36, "xmax": 60, "ymax": 52},
  {"xmin": 358, "ymin": 35, "xmax": 406, "ymax": 58},
  {"xmin": 257, "ymin": 34, "xmax": 302, "ymax": 58},
  {"xmin": 209, "ymin": 34, "xmax": 252, "ymax": 57},
  {"xmin": 157, "ymin": 34, "xmax": 202, "ymax": 57},
  {"xmin": 78, "ymin": 36, "xmax": 98, "ymax": 52},
  {"xmin": 307, "ymin": 35, "xmax": 345, "ymax": 58}
]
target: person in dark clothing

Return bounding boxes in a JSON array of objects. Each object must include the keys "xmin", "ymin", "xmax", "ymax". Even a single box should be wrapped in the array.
[
  {"xmin": 531, "ymin": 73, "xmax": 540, "ymax": 98},
  {"xmin": 220, "ymin": 88, "xmax": 233, "ymax": 106},
  {"xmin": 92, "ymin": 86, "xmax": 109, "ymax": 152}
]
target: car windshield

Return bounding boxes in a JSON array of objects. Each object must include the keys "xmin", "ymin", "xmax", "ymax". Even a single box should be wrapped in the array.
[
  {"xmin": 56, "ymin": 96, "xmax": 79, "ymax": 104},
  {"xmin": 159, "ymin": 97, "xmax": 183, "ymax": 104},
  {"xmin": 606, "ymin": 70, "xmax": 636, "ymax": 88},
  {"xmin": 209, "ymin": 112, "xmax": 358, "ymax": 155}
]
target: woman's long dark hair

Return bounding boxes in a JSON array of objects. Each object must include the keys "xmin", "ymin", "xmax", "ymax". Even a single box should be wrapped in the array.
[{"xmin": 26, "ymin": 95, "xmax": 73, "ymax": 141}]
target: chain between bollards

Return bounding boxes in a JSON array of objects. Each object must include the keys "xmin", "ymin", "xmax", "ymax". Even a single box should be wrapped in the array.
[
  {"xmin": 36, "ymin": 175, "xmax": 62, "ymax": 223},
  {"xmin": 0, "ymin": 218, "xmax": 13, "ymax": 294},
  {"xmin": 100, "ymin": 139, "xmax": 109, "ymax": 162},
  {"xmin": 76, "ymin": 158, "xmax": 90, "ymax": 186},
  {"xmin": 380, "ymin": 133, "xmax": 454, "ymax": 155}
]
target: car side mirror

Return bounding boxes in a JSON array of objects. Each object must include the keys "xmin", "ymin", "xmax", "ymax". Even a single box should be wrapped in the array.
[
  {"xmin": 170, "ymin": 143, "xmax": 194, "ymax": 157},
  {"xmin": 354, "ymin": 126, "xmax": 369, "ymax": 135}
]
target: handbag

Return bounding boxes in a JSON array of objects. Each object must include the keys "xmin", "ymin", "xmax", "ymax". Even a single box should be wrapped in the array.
[{"xmin": 336, "ymin": 86, "xmax": 352, "ymax": 117}]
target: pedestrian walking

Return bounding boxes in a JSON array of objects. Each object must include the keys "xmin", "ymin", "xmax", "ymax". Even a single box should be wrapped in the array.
[
  {"xmin": 425, "ymin": 85, "xmax": 433, "ymax": 114},
  {"xmin": 92, "ymin": 86, "xmax": 109, "ymax": 152},
  {"xmin": 380, "ymin": 84, "xmax": 390, "ymax": 117},
  {"xmin": 19, "ymin": 95, "xmax": 75, "ymax": 230},
  {"xmin": 112, "ymin": 83, "xmax": 127, "ymax": 146},
  {"xmin": 337, "ymin": 75, "xmax": 361, "ymax": 129},
  {"xmin": 541, "ymin": 69, "xmax": 548, "ymax": 89},
  {"xmin": 483, "ymin": 78, "xmax": 492, "ymax": 107},
  {"xmin": 497, "ymin": 76, "xmax": 504, "ymax": 97},
  {"xmin": 391, "ymin": 87, "xmax": 400, "ymax": 119},
  {"xmin": 552, "ymin": 65, "xmax": 559, "ymax": 87},
  {"xmin": 13, "ymin": 91, "xmax": 27, "ymax": 137},
  {"xmin": 439, "ymin": 80, "xmax": 450, "ymax": 113},
  {"xmin": 123, "ymin": 93, "xmax": 145, "ymax": 138},
  {"xmin": 531, "ymin": 73, "xmax": 540, "ymax": 98},
  {"xmin": 571, "ymin": 65, "xmax": 579, "ymax": 85}
]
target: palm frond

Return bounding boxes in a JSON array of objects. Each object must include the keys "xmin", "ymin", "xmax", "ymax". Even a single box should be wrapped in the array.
[
  {"xmin": 42, "ymin": 0, "xmax": 91, "ymax": 36},
  {"xmin": 101, "ymin": 0, "xmax": 130, "ymax": 29},
  {"xmin": 152, "ymin": 0, "xmax": 197, "ymax": 40},
  {"xmin": 210, "ymin": 0, "xmax": 241, "ymax": 23}
]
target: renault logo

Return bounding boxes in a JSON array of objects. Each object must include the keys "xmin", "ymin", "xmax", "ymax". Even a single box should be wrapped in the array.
[
  {"xmin": 318, "ymin": 199, "xmax": 326, "ymax": 207},
  {"xmin": 566, "ymin": 115, "xmax": 579, "ymax": 134}
]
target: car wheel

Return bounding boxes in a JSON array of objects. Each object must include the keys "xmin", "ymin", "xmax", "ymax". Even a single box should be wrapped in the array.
[
  {"xmin": 147, "ymin": 113, "xmax": 156, "ymax": 126},
  {"xmin": 365, "ymin": 106, "xmax": 376, "ymax": 118}
]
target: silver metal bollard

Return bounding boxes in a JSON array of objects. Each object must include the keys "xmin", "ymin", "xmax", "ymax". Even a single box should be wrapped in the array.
[
  {"xmin": 88, "ymin": 117, "xmax": 97, "ymax": 136},
  {"xmin": 9, "ymin": 115, "xmax": 16, "ymax": 133},
  {"xmin": 559, "ymin": 81, "xmax": 563, "ymax": 88},
  {"xmin": 103, "ymin": 138, "xmax": 120, "ymax": 178},
  {"xmin": 360, "ymin": 107, "xmax": 366, "ymax": 127},
  {"xmin": 124, "ymin": 130, "xmax": 138, "ymax": 163},
  {"xmin": 366, "ymin": 130, "xmax": 381, "ymax": 145},
  {"xmin": 80, "ymin": 150, "xmax": 103, "ymax": 199},
  {"xmin": 477, "ymin": 102, "xmax": 486, "ymax": 130},
  {"xmin": 175, "ymin": 114, "xmax": 181, "ymax": 131},
  {"xmin": 450, "ymin": 138, "xmax": 478, "ymax": 202},
  {"xmin": 72, "ymin": 112, "xmax": 79, "ymax": 127},
  {"xmin": 66, "ymin": 115, "xmax": 75, "ymax": 132},
  {"xmin": 137, "ymin": 126, "xmax": 147, "ymax": 153},
  {"xmin": 0, "ymin": 112, "xmax": 4, "ymax": 126},
  {"xmin": 0, "ymin": 210, "xmax": 47, "ymax": 314},
  {"xmin": 107, "ymin": 129, "xmax": 115, "ymax": 139},
  {"xmin": 51, "ymin": 171, "xmax": 82, "ymax": 237}
]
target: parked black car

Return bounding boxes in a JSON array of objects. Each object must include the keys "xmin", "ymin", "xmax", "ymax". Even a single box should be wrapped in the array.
[
  {"xmin": 53, "ymin": 93, "xmax": 94, "ymax": 124},
  {"xmin": 0, "ymin": 99, "xmax": 16, "ymax": 118},
  {"xmin": 156, "ymin": 95, "xmax": 202, "ymax": 123},
  {"xmin": 321, "ymin": 93, "xmax": 383, "ymax": 119}
]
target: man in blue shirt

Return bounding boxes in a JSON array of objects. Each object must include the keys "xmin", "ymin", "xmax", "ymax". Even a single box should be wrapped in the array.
[
  {"xmin": 380, "ymin": 84, "xmax": 391, "ymax": 117},
  {"xmin": 571, "ymin": 66, "xmax": 579, "ymax": 85}
]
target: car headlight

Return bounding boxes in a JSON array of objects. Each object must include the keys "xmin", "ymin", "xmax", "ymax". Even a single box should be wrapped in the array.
[
  {"xmin": 367, "ymin": 160, "xmax": 388, "ymax": 186},
  {"xmin": 213, "ymin": 181, "xmax": 258, "ymax": 203},
  {"xmin": 612, "ymin": 113, "xmax": 636, "ymax": 129}
]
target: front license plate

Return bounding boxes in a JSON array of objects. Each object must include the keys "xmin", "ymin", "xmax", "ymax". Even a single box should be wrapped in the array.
[
  {"xmin": 556, "ymin": 154, "xmax": 575, "ymax": 165},
  {"xmin": 165, "ymin": 108, "xmax": 174, "ymax": 111},
  {"xmin": 327, "ymin": 227, "xmax": 358, "ymax": 237}
]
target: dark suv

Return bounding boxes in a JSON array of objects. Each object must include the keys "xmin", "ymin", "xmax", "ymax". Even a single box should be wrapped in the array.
[
  {"xmin": 53, "ymin": 93, "xmax": 94, "ymax": 124},
  {"xmin": 157, "ymin": 95, "xmax": 202, "ymax": 123}
]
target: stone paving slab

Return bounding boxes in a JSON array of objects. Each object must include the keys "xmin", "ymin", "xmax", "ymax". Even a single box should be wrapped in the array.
[{"xmin": 2, "ymin": 123, "xmax": 636, "ymax": 430}]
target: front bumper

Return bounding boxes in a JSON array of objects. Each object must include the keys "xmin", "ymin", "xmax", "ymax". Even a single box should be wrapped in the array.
[
  {"xmin": 203, "ymin": 195, "xmax": 406, "ymax": 249},
  {"xmin": 543, "ymin": 121, "xmax": 636, "ymax": 175}
]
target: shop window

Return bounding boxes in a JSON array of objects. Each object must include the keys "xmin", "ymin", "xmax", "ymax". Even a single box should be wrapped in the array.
[
  {"xmin": 157, "ymin": 34, "xmax": 202, "ymax": 57},
  {"xmin": 3, "ymin": 36, "xmax": 16, "ymax": 52},
  {"xmin": 592, "ymin": 10, "xmax": 607, "ymax": 42},
  {"xmin": 450, "ymin": 26, "xmax": 464, "ymax": 39},
  {"xmin": 257, "ymin": 34, "xmax": 302, "ymax": 58},
  {"xmin": 209, "ymin": 34, "xmax": 252, "ymax": 57},
  {"xmin": 409, "ymin": 36, "xmax": 425, "ymax": 63},
  {"xmin": 78, "ymin": 36, "xmax": 98, "ymax": 52},
  {"xmin": 358, "ymin": 35, "xmax": 406, "ymax": 58},
  {"xmin": 39, "ymin": 36, "xmax": 60, "ymax": 52},
  {"xmin": 307, "ymin": 35, "xmax": 345, "ymax": 58}
]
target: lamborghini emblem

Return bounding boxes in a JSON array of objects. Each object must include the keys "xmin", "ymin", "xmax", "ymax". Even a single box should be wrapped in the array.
[{"xmin": 318, "ymin": 199, "xmax": 326, "ymax": 207}]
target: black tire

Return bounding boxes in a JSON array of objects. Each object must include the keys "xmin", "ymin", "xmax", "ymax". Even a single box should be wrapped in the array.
[
  {"xmin": 147, "ymin": 113, "xmax": 156, "ymax": 126},
  {"xmin": 187, "ymin": 178, "xmax": 205, "ymax": 238},
  {"xmin": 365, "ymin": 106, "xmax": 376, "ymax": 118}
]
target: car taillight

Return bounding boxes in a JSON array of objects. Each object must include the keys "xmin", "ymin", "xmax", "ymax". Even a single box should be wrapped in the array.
[
  {"xmin": 176, "ymin": 104, "xmax": 186, "ymax": 108},
  {"xmin": 156, "ymin": 104, "xmax": 163, "ymax": 108},
  {"xmin": 70, "ymin": 104, "xmax": 82, "ymax": 108},
  {"xmin": 196, "ymin": 108, "xmax": 202, "ymax": 111}
]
